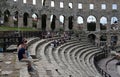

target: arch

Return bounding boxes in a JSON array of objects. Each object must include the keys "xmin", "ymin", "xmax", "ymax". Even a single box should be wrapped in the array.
[
  {"xmin": 87, "ymin": 15, "xmax": 96, "ymax": 31},
  {"xmin": 77, "ymin": 16, "xmax": 84, "ymax": 30},
  {"xmin": 32, "ymin": 13, "xmax": 38, "ymax": 28},
  {"xmin": 111, "ymin": 17, "xmax": 118, "ymax": 24},
  {"xmin": 50, "ymin": 15, "xmax": 56, "ymax": 31},
  {"xmin": 23, "ymin": 12, "xmax": 29, "ymax": 26},
  {"xmin": 100, "ymin": 17, "xmax": 107, "ymax": 30},
  {"xmin": 41, "ymin": 14, "xmax": 47, "ymax": 31},
  {"xmin": 13, "ymin": 11, "xmax": 19, "ymax": 26},
  {"xmin": 59, "ymin": 15, "xmax": 65, "ymax": 30},
  {"xmin": 68, "ymin": 16, "xmax": 73, "ymax": 30},
  {"xmin": 88, "ymin": 34, "xmax": 96, "ymax": 43},
  {"xmin": 111, "ymin": 17, "xmax": 118, "ymax": 30},
  {"xmin": 42, "ymin": 0, "xmax": 46, "ymax": 6},
  {"xmin": 111, "ymin": 36, "xmax": 118, "ymax": 45},
  {"xmin": 4, "ymin": 10, "xmax": 10, "ymax": 23}
]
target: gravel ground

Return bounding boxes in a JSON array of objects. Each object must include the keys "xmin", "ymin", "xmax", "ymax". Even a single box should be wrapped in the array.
[{"xmin": 0, "ymin": 52, "xmax": 19, "ymax": 77}]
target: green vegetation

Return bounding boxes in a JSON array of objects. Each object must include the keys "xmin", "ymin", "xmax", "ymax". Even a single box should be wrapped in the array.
[{"xmin": 0, "ymin": 26, "xmax": 38, "ymax": 31}]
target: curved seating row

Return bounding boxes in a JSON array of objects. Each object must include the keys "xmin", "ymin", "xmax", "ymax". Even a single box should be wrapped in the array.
[{"xmin": 27, "ymin": 37, "xmax": 102, "ymax": 77}]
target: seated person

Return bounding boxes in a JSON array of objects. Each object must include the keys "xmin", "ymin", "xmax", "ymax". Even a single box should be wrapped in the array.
[{"xmin": 18, "ymin": 48, "xmax": 27, "ymax": 61}]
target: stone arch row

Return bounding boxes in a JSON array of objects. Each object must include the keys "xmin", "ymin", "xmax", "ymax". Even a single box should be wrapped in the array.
[
  {"xmin": 88, "ymin": 33, "xmax": 118, "ymax": 47},
  {"xmin": 0, "ymin": 9, "xmax": 119, "ymax": 31}
]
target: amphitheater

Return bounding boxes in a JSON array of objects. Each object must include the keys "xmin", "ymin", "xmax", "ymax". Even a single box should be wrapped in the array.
[{"xmin": 0, "ymin": 0, "xmax": 120, "ymax": 77}]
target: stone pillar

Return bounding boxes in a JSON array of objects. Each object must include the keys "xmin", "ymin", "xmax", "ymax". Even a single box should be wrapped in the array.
[
  {"xmin": 9, "ymin": 16, "xmax": 14, "ymax": 27},
  {"xmin": 18, "ymin": 16, "xmax": 23, "ymax": 27},
  {"xmin": 37, "ymin": 17, "xmax": 41, "ymax": 29},
  {"xmin": 83, "ymin": 21, "xmax": 87, "ymax": 31},
  {"xmin": 46, "ymin": 15, "xmax": 51, "ymax": 31},
  {"xmin": 73, "ymin": 17, "xmax": 78, "ymax": 30},
  {"xmin": 107, "ymin": 34, "xmax": 111, "ymax": 46},
  {"xmin": 55, "ymin": 16, "xmax": 60, "ymax": 31},
  {"xmin": 64, "ymin": 18, "xmax": 69, "ymax": 31},
  {"xmin": 36, "ymin": 0, "xmax": 42, "ymax": 8},
  {"xmin": 28, "ymin": 17, "xmax": 32, "ymax": 28},
  {"xmin": 107, "ymin": 21, "xmax": 111, "ymax": 31},
  {"xmin": 96, "ymin": 22, "xmax": 100, "ymax": 31}
]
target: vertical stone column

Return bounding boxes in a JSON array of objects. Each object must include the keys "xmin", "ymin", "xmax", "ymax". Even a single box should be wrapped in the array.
[
  {"xmin": 73, "ymin": 17, "xmax": 78, "ymax": 30},
  {"xmin": 37, "ymin": 16, "xmax": 41, "ymax": 29},
  {"xmin": 83, "ymin": 21, "xmax": 87, "ymax": 31},
  {"xmin": 55, "ymin": 15, "xmax": 60, "ymax": 31},
  {"xmin": 64, "ymin": 17, "xmax": 69, "ymax": 31},
  {"xmin": 9, "ymin": 16, "xmax": 14, "ymax": 27},
  {"xmin": 36, "ymin": 0, "xmax": 42, "ymax": 8},
  {"xmin": 28, "ymin": 17, "xmax": 32, "ymax": 28},
  {"xmin": 18, "ymin": 16, "xmax": 23, "ymax": 27},
  {"xmin": 46, "ymin": 14, "xmax": 51, "ymax": 31},
  {"xmin": 45, "ymin": 0, "xmax": 50, "ymax": 7},
  {"xmin": 107, "ymin": 21, "xmax": 111, "ymax": 31},
  {"xmin": 96, "ymin": 22, "xmax": 100, "ymax": 31},
  {"xmin": 107, "ymin": 34, "xmax": 111, "ymax": 47}
]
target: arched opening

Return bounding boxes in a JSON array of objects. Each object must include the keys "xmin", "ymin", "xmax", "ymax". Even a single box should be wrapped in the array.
[
  {"xmin": 111, "ymin": 17, "xmax": 118, "ymax": 30},
  {"xmin": 23, "ymin": 12, "xmax": 29, "ymax": 26},
  {"xmin": 77, "ymin": 16, "xmax": 83, "ymax": 30},
  {"xmin": 0, "ymin": 11, "xmax": 2, "ymax": 17},
  {"xmin": 42, "ymin": 0, "xmax": 46, "ymax": 6},
  {"xmin": 68, "ymin": 16, "xmax": 73, "ymax": 30},
  {"xmin": 41, "ymin": 14, "xmax": 47, "ymax": 31},
  {"xmin": 13, "ymin": 11, "xmax": 18, "ymax": 26},
  {"xmin": 50, "ymin": 15, "xmax": 56, "ymax": 31},
  {"xmin": 88, "ymin": 34, "xmax": 96, "ymax": 43},
  {"xmin": 111, "ymin": 36, "xmax": 118, "ymax": 45},
  {"xmin": 4, "ymin": 10, "xmax": 10, "ymax": 23},
  {"xmin": 100, "ymin": 35, "xmax": 107, "ymax": 46},
  {"xmin": 87, "ymin": 15, "xmax": 96, "ymax": 31},
  {"xmin": 32, "ymin": 13, "xmax": 38, "ymax": 28},
  {"xmin": 100, "ymin": 17, "xmax": 107, "ymax": 30},
  {"xmin": 59, "ymin": 15, "xmax": 65, "ymax": 31}
]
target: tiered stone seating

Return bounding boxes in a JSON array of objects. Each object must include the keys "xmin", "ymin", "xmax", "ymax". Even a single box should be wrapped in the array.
[{"xmin": 26, "ymin": 37, "xmax": 103, "ymax": 77}]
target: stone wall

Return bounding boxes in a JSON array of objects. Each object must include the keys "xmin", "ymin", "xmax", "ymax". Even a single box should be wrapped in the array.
[{"xmin": 0, "ymin": 0, "xmax": 120, "ymax": 46}]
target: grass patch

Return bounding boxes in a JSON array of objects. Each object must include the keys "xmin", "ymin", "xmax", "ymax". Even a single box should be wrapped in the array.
[{"xmin": 0, "ymin": 26, "xmax": 38, "ymax": 31}]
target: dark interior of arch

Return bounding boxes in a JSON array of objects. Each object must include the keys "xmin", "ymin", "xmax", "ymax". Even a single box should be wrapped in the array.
[
  {"xmin": 100, "ymin": 35, "xmax": 107, "ymax": 41},
  {"xmin": 32, "ymin": 13, "xmax": 38, "ymax": 28},
  {"xmin": 51, "ymin": 15, "xmax": 56, "ymax": 31},
  {"xmin": 100, "ymin": 23, "xmax": 106, "ymax": 30},
  {"xmin": 87, "ymin": 22, "xmax": 96, "ymax": 31},
  {"xmin": 88, "ymin": 34, "xmax": 96, "ymax": 42},
  {"xmin": 4, "ymin": 10, "xmax": 10, "ymax": 22},
  {"xmin": 41, "ymin": 14, "xmax": 47, "ymax": 31},
  {"xmin": 23, "ymin": 12, "xmax": 29, "ymax": 26},
  {"xmin": 43, "ymin": 0, "xmax": 46, "ymax": 6},
  {"xmin": 14, "ymin": 11, "xmax": 19, "ymax": 26},
  {"xmin": 111, "ymin": 36, "xmax": 118, "ymax": 44},
  {"xmin": 68, "ymin": 16, "xmax": 73, "ymax": 30},
  {"xmin": 0, "ymin": 11, "xmax": 1, "ymax": 17}
]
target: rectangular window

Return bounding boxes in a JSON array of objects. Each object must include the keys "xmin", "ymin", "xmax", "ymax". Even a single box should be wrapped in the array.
[
  {"xmin": 78, "ymin": 3, "xmax": 82, "ymax": 9},
  {"xmin": 90, "ymin": 4, "xmax": 94, "ymax": 9},
  {"xmin": 51, "ymin": 1, "xmax": 55, "ymax": 7},
  {"xmin": 14, "ymin": 0, "xmax": 17, "ymax": 1},
  {"xmin": 69, "ymin": 3, "xmax": 73, "ymax": 8},
  {"xmin": 23, "ymin": 0, "xmax": 27, "ymax": 3},
  {"xmin": 33, "ymin": 0, "xmax": 36, "ymax": 5},
  {"xmin": 60, "ymin": 2, "xmax": 64, "ymax": 8},
  {"xmin": 112, "ymin": 4, "xmax": 117, "ymax": 10},
  {"xmin": 101, "ymin": 4, "xmax": 106, "ymax": 10}
]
